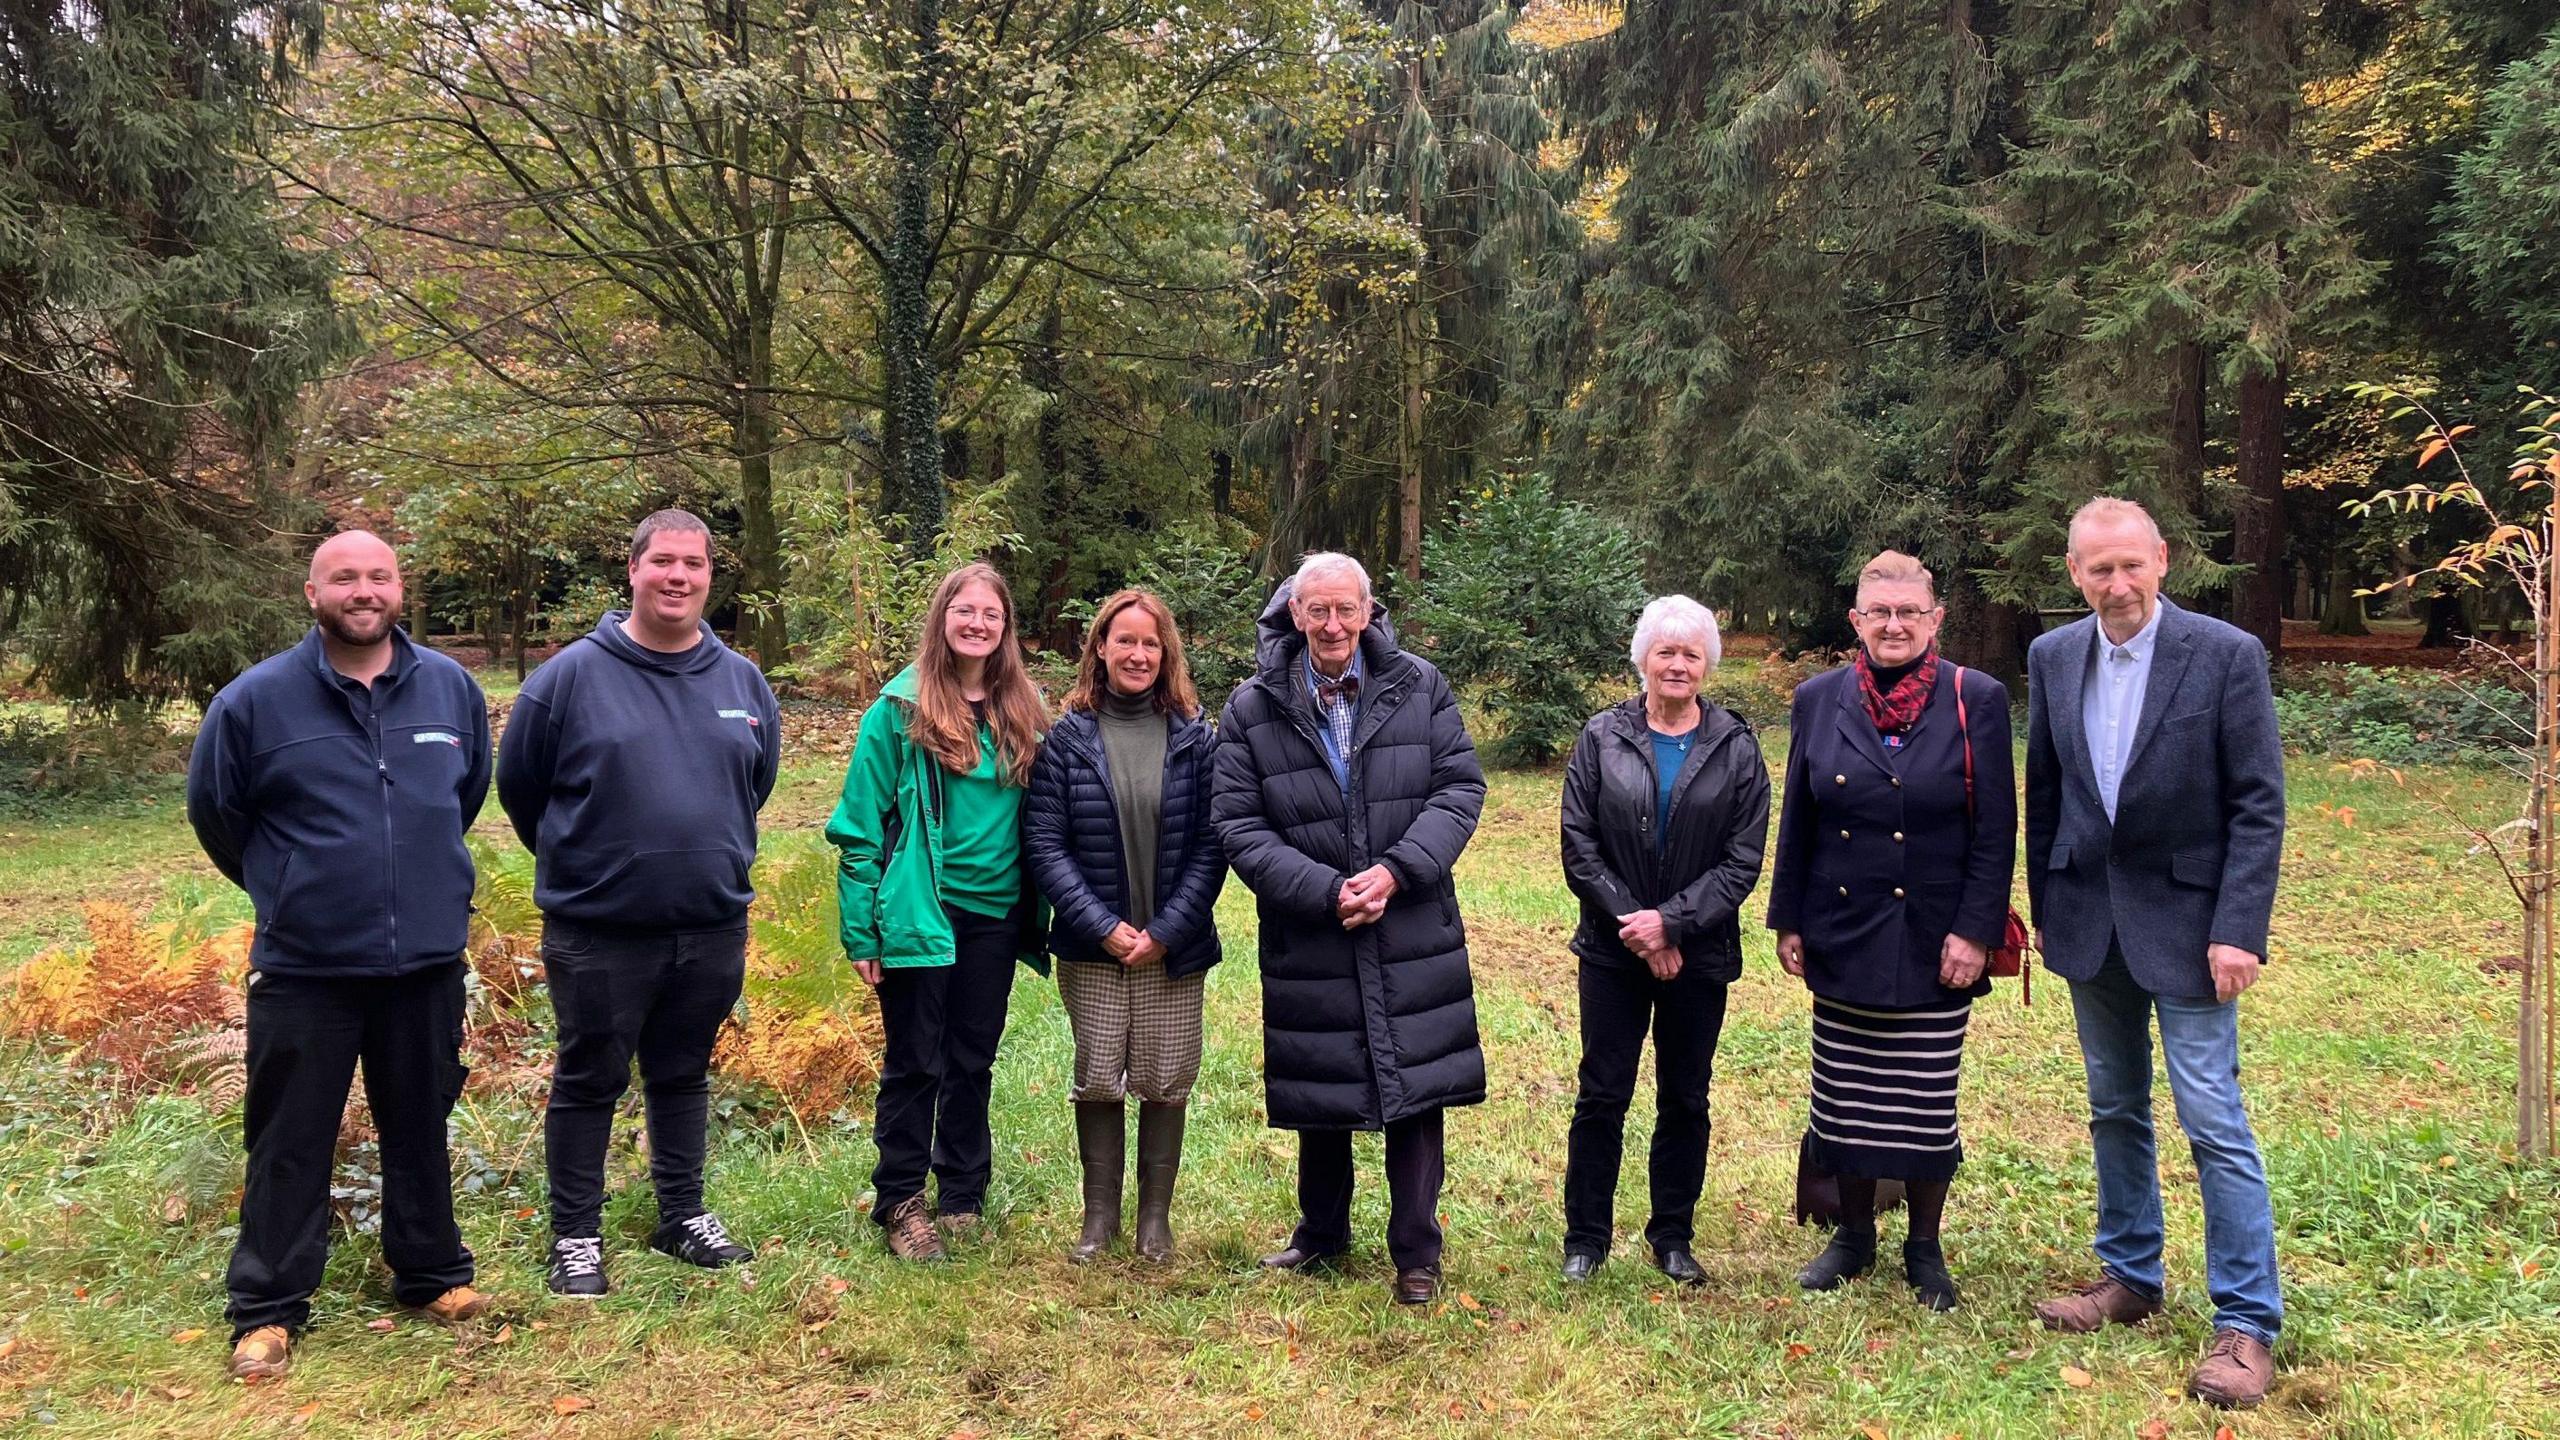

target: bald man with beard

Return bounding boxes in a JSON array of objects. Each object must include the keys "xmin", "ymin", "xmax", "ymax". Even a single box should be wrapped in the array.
[{"xmin": 187, "ymin": 531, "xmax": 494, "ymax": 1381}]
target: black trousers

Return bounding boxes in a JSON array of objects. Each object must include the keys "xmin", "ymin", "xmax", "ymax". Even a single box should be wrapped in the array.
[
  {"xmin": 542, "ymin": 919, "xmax": 747, "ymax": 1239},
  {"xmin": 1290, "ymin": 1107, "xmax": 1447, "ymax": 1271},
  {"xmin": 1561, "ymin": 956, "xmax": 1729, "ymax": 1259},
  {"xmin": 871, "ymin": 904, "xmax": 1019, "ymax": 1220},
  {"xmin": 227, "ymin": 962, "xmax": 472, "ymax": 1339}
]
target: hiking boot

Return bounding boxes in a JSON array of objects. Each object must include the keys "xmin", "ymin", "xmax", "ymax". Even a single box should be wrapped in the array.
[
  {"xmin": 413, "ymin": 1285, "xmax": 490, "ymax": 1324},
  {"xmin": 935, "ymin": 1211, "xmax": 984, "ymax": 1243},
  {"xmin": 881, "ymin": 1195, "xmax": 946, "ymax": 1262},
  {"xmin": 1070, "ymin": 1100, "xmax": 1125, "ymax": 1263},
  {"xmin": 1903, "ymin": 1239, "xmax": 1958, "ymax": 1312},
  {"xmin": 1133, "ymin": 1101, "xmax": 1186, "ymax": 1263},
  {"xmin": 2033, "ymin": 1276, "xmax": 2162, "ymax": 1333},
  {"xmin": 228, "ymin": 1325, "xmax": 291, "ymax": 1381},
  {"xmin": 653, "ymin": 1211, "xmax": 753, "ymax": 1268},
  {"xmin": 548, "ymin": 1236, "xmax": 608, "ymax": 1299},
  {"xmin": 1797, "ymin": 1224, "xmax": 1876, "ymax": 1291},
  {"xmin": 2187, "ymin": 1328, "xmax": 2274, "ymax": 1409}
]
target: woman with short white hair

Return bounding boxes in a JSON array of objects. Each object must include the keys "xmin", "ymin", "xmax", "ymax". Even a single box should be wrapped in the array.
[{"xmin": 1556, "ymin": 594, "xmax": 1769, "ymax": 1287}]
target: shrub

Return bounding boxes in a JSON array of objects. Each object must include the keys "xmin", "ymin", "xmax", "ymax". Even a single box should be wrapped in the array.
[
  {"xmin": 2273, "ymin": 662, "xmax": 2525, "ymax": 764},
  {"xmin": 1413, "ymin": 475, "xmax": 1647, "ymax": 766},
  {"xmin": 0, "ymin": 705, "xmax": 191, "ymax": 814},
  {"xmin": 2, "ymin": 903, "xmax": 249, "ymax": 1099}
]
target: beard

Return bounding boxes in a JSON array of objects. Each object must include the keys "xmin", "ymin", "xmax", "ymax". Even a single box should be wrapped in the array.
[{"xmin": 314, "ymin": 602, "xmax": 393, "ymax": 648}]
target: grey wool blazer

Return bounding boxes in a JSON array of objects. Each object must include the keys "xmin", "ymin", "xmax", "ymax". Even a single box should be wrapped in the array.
[{"xmin": 2023, "ymin": 598, "xmax": 2286, "ymax": 1000}]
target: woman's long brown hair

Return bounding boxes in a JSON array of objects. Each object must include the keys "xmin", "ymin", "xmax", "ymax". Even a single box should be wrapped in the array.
[
  {"xmin": 1062, "ymin": 589, "xmax": 1200, "ymax": 718},
  {"xmin": 909, "ymin": 563, "xmax": 1047, "ymax": 786}
]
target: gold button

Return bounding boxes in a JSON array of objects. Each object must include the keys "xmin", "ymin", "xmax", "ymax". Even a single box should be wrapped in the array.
[
  {"xmin": 1893, "ymin": 831, "xmax": 1905, "ymax": 843},
  {"xmin": 1893, "ymin": 887, "xmax": 1906, "ymax": 899},
  {"xmin": 1837, "ymin": 886, "xmax": 1848, "ymax": 897},
  {"xmin": 1834, "ymin": 774, "xmax": 1846, "ymax": 786}
]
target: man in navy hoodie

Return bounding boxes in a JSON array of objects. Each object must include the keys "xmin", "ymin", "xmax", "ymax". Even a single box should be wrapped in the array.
[
  {"xmin": 498, "ymin": 509, "xmax": 781, "ymax": 1296},
  {"xmin": 188, "ymin": 531, "xmax": 493, "ymax": 1381}
]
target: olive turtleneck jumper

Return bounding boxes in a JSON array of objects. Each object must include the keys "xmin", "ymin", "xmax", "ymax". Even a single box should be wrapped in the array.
[{"xmin": 1095, "ymin": 687, "xmax": 1168, "ymax": 926}]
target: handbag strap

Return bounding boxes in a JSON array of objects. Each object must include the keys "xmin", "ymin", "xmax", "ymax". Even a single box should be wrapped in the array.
[{"xmin": 1952, "ymin": 661, "xmax": 1974, "ymax": 823}]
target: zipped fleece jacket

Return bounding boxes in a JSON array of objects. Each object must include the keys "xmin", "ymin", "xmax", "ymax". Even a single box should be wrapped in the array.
[
  {"xmin": 825, "ymin": 665, "xmax": 1047, "ymax": 973},
  {"xmin": 187, "ymin": 627, "xmax": 491, "ymax": 977},
  {"xmin": 496, "ymin": 612, "xmax": 781, "ymax": 930}
]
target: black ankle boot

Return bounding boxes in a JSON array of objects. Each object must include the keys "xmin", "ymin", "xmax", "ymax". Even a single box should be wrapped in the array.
[
  {"xmin": 1798, "ymin": 1221, "xmax": 1876, "ymax": 1291},
  {"xmin": 1904, "ymin": 1237, "xmax": 1959, "ymax": 1311},
  {"xmin": 1070, "ymin": 1100, "xmax": 1124, "ymax": 1263}
]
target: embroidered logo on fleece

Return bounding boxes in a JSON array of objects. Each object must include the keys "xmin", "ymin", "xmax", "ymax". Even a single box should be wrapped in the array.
[
  {"xmin": 413, "ymin": 731, "xmax": 463, "ymax": 747},
  {"xmin": 717, "ymin": 708, "xmax": 761, "ymax": 727}
]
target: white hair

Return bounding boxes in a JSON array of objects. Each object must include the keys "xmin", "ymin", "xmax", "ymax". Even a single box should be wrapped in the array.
[
  {"xmin": 2067, "ymin": 496, "xmax": 2165, "ymax": 557},
  {"xmin": 1630, "ymin": 594, "xmax": 1721, "ymax": 676},
  {"xmin": 1291, "ymin": 550, "xmax": 1372, "ymax": 601}
]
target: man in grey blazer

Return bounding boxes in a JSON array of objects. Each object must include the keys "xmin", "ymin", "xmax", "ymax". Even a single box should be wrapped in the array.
[{"xmin": 2024, "ymin": 497, "xmax": 2285, "ymax": 1410}]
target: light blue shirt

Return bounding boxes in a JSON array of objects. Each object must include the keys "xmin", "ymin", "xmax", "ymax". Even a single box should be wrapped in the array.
[
  {"xmin": 1305, "ymin": 649, "xmax": 1363, "ymax": 791},
  {"xmin": 2083, "ymin": 601, "xmax": 2164, "ymax": 822}
]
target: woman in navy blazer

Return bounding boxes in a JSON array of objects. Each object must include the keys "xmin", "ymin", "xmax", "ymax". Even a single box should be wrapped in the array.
[{"xmin": 1765, "ymin": 550, "xmax": 2016, "ymax": 1311}]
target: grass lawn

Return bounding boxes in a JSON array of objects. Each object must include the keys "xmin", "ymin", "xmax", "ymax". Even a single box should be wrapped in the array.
[{"xmin": 2, "ymin": 731, "xmax": 2556, "ymax": 1438}]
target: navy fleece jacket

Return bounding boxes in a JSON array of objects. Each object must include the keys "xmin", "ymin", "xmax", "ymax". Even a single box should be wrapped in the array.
[
  {"xmin": 187, "ymin": 628, "xmax": 492, "ymax": 977},
  {"xmin": 496, "ymin": 613, "xmax": 782, "ymax": 930}
]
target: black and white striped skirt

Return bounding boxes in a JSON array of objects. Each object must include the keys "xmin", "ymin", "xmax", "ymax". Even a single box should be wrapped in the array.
[{"xmin": 1806, "ymin": 995, "xmax": 1971, "ymax": 1183}]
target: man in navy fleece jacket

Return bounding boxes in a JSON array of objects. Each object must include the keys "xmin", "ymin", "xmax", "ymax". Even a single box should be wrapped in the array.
[
  {"xmin": 187, "ymin": 531, "xmax": 492, "ymax": 1381},
  {"xmin": 497, "ymin": 509, "xmax": 780, "ymax": 1297}
]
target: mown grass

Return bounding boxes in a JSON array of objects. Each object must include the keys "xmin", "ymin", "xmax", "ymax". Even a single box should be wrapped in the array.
[{"xmin": 3, "ymin": 736, "xmax": 2557, "ymax": 1438}]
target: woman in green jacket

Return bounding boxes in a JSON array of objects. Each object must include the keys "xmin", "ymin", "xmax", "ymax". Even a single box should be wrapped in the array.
[{"xmin": 826, "ymin": 563, "xmax": 1049, "ymax": 1261}]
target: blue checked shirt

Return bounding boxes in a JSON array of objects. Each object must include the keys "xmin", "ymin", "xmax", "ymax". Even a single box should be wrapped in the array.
[{"xmin": 1306, "ymin": 650, "xmax": 1362, "ymax": 791}]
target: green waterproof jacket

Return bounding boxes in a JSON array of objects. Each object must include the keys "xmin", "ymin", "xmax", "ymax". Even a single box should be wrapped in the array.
[{"xmin": 824, "ymin": 665, "xmax": 1048, "ymax": 972}]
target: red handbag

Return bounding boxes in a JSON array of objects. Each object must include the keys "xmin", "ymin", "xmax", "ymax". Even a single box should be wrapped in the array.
[{"xmin": 1951, "ymin": 664, "xmax": 2031, "ymax": 1003}]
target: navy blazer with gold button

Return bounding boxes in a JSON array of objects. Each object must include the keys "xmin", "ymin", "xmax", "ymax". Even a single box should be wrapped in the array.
[{"xmin": 1765, "ymin": 659, "xmax": 2016, "ymax": 1009}]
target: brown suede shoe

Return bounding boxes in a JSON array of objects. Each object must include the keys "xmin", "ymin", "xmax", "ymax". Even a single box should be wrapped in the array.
[
  {"xmin": 2032, "ymin": 1277, "xmax": 2163, "ymax": 1333},
  {"xmin": 881, "ymin": 1195, "xmax": 946, "ymax": 1262},
  {"xmin": 413, "ymin": 1285, "xmax": 489, "ymax": 1325},
  {"xmin": 228, "ymin": 1325, "xmax": 291, "ymax": 1382},
  {"xmin": 2187, "ymin": 1328, "xmax": 2274, "ymax": 1409}
]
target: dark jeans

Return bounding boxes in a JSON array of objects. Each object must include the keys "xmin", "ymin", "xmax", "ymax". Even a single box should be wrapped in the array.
[
  {"xmin": 1562, "ymin": 957, "xmax": 1729, "ymax": 1260},
  {"xmin": 1290, "ymin": 1107, "xmax": 1447, "ymax": 1271},
  {"xmin": 871, "ymin": 904, "xmax": 1019, "ymax": 1220},
  {"xmin": 227, "ymin": 962, "xmax": 472, "ymax": 1339},
  {"xmin": 542, "ymin": 919, "xmax": 748, "ymax": 1238}
]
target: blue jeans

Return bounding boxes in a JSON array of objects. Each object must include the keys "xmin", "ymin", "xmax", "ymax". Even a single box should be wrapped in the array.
[{"xmin": 2068, "ymin": 953, "xmax": 2282, "ymax": 1344}]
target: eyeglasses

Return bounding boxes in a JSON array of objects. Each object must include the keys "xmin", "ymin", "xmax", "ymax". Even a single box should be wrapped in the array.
[
  {"xmin": 1853, "ymin": 605, "xmax": 1938, "ymax": 625},
  {"xmin": 1297, "ymin": 602, "xmax": 1366, "ymax": 625}
]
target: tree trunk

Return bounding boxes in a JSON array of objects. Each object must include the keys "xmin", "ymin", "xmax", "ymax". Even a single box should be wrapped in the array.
[
  {"xmin": 2319, "ymin": 564, "xmax": 2369, "ymax": 635},
  {"xmin": 1398, "ymin": 83, "xmax": 1427, "ymax": 586},
  {"xmin": 2167, "ymin": 341, "xmax": 2207, "ymax": 521},
  {"xmin": 2420, "ymin": 593, "xmax": 2463, "ymax": 648},
  {"xmin": 883, "ymin": 0, "xmax": 946, "ymax": 553},
  {"xmin": 2231, "ymin": 359, "xmax": 2287, "ymax": 654}
]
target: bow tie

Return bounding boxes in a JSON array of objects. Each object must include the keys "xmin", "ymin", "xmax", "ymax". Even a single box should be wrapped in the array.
[{"xmin": 1315, "ymin": 673, "xmax": 1360, "ymax": 706}]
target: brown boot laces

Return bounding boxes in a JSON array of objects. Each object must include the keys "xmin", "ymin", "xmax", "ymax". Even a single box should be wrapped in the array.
[
  {"xmin": 888, "ymin": 1201, "xmax": 940, "ymax": 1255},
  {"xmin": 2208, "ymin": 1330, "xmax": 2252, "ymax": 1361}
]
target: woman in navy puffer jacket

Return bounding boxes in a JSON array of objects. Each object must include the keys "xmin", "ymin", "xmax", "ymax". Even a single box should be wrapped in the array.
[{"xmin": 1024, "ymin": 590, "xmax": 1225, "ymax": 1264}]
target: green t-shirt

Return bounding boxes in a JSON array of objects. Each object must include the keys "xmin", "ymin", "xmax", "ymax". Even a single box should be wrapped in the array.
[{"xmin": 941, "ymin": 716, "xmax": 1024, "ymax": 918}]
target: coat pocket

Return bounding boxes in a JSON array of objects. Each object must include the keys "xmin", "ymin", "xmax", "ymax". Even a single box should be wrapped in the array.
[
  {"xmin": 2046, "ymin": 842, "xmax": 2074, "ymax": 872},
  {"xmin": 2169, "ymin": 851, "xmax": 2220, "ymax": 889}
]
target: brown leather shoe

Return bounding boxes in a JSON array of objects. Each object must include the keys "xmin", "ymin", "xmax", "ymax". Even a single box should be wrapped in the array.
[
  {"xmin": 413, "ymin": 1285, "xmax": 489, "ymax": 1325},
  {"xmin": 2033, "ymin": 1277, "xmax": 2163, "ymax": 1333},
  {"xmin": 2187, "ymin": 1328, "xmax": 2274, "ymax": 1409},
  {"xmin": 228, "ymin": 1325, "xmax": 291, "ymax": 1382},
  {"xmin": 1257, "ymin": 1243, "xmax": 1343, "ymax": 1273},
  {"xmin": 1393, "ymin": 1265, "xmax": 1441, "ymax": 1305},
  {"xmin": 881, "ymin": 1195, "xmax": 946, "ymax": 1262}
]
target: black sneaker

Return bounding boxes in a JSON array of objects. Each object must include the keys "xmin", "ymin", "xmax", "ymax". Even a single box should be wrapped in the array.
[
  {"xmin": 652, "ymin": 1211, "xmax": 753, "ymax": 1268},
  {"xmin": 548, "ymin": 1236, "xmax": 608, "ymax": 1298}
]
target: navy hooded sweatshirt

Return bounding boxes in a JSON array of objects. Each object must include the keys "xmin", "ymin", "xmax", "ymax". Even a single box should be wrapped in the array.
[
  {"xmin": 187, "ymin": 627, "xmax": 492, "ymax": 977},
  {"xmin": 496, "ymin": 612, "xmax": 781, "ymax": 931}
]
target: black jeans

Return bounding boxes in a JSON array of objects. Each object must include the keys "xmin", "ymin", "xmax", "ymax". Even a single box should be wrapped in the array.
[
  {"xmin": 871, "ymin": 904, "xmax": 1019, "ymax": 1220},
  {"xmin": 542, "ymin": 919, "xmax": 748, "ymax": 1239},
  {"xmin": 1562, "ymin": 956, "xmax": 1729, "ymax": 1259},
  {"xmin": 227, "ymin": 962, "xmax": 472, "ymax": 1339},
  {"xmin": 1291, "ymin": 1107, "xmax": 1447, "ymax": 1271}
]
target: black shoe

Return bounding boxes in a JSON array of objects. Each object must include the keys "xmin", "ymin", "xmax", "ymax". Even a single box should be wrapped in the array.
[
  {"xmin": 1393, "ymin": 1265, "xmax": 1441, "ymax": 1305},
  {"xmin": 652, "ymin": 1211, "xmax": 753, "ymax": 1268},
  {"xmin": 1797, "ymin": 1228, "xmax": 1875, "ymax": 1291},
  {"xmin": 1561, "ymin": 1252, "xmax": 1602, "ymax": 1283},
  {"xmin": 1257, "ymin": 1243, "xmax": 1343, "ymax": 1273},
  {"xmin": 1654, "ymin": 1249, "xmax": 1709, "ymax": 1287},
  {"xmin": 548, "ymin": 1236, "xmax": 608, "ymax": 1298},
  {"xmin": 1904, "ymin": 1238, "xmax": 1959, "ymax": 1311}
]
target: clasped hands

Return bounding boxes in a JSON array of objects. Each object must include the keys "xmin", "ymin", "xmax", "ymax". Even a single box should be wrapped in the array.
[
  {"xmin": 1617, "ymin": 909, "xmax": 1680, "ymax": 980},
  {"xmin": 1336, "ymin": 865, "xmax": 1399, "ymax": 929},
  {"xmin": 1102, "ymin": 922, "xmax": 1166, "ymax": 968}
]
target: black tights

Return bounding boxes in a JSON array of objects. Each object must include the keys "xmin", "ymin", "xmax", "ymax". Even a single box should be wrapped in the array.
[{"xmin": 1835, "ymin": 1177, "xmax": 1949, "ymax": 1244}]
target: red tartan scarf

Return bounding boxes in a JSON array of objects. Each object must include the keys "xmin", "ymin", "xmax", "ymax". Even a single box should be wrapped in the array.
[{"xmin": 1855, "ymin": 649, "xmax": 1940, "ymax": 735}]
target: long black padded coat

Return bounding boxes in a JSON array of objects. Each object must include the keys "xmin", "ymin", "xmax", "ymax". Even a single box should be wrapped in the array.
[
  {"xmin": 1212, "ymin": 582, "xmax": 1489, "ymax": 1131},
  {"xmin": 1023, "ymin": 705, "xmax": 1226, "ymax": 979}
]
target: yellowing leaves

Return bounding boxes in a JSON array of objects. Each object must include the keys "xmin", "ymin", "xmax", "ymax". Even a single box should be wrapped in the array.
[
  {"xmin": 552, "ymin": 1395, "xmax": 595, "ymax": 1416},
  {"xmin": 2060, "ymin": 1363, "xmax": 2095, "ymax": 1388}
]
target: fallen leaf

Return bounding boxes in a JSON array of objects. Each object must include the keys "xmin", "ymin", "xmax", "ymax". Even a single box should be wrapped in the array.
[
  {"xmin": 2215, "ymin": 1428, "xmax": 2238, "ymax": 1440},
  {"xmin": 365, "ymin": 1318, "xmax": 396, "ymax": 1333},
  {"xmin": 293, "ymin": 1401, "xmax": 322, "ymax": 1424},
  {"xmin": 1476, "ymin": 1395, "xmax": 1496, "ymax": 1414},
  {"xmin": 157, "ymin": 1384, "xmax": 196, "ymax": 1400},
  {"xmin": 826, "ymin": 1276, "xmax": 850, "ymax": 1295},
  {"xmin": 159, "ymin": 1193, "xmax": 188, "ymax": 1225},
  {"xmin": 2137, "ymin": 1419, "xmax": 2170, "ymax": 1440},
  {"xmin": 2438, "ymin": 1154, "xmax": 2460, "ymax": 1169},
  {"xmin": 2061, "ymin": 1364, "xmax": 2094, "ymax": 1389},
  {"xmin": 2523, "ymin": 1261, "xmax": 2543, "ymax": 1279},
  {"xmin": 493, "ymin": 1323, "xmax": 515, "ymax": 1345},
  {"xmin": 0, "ymin": 1336, "xmax": 19, "ymax": 1362},
  {"xmin": 1785, "ymin": 1342, "xmax": 1813, "ymax": 1361},
  {"xmin": 1859, "ymin": 1424, "xmax": 1889, "ymax": 1440},
  {"xmin": 170, "ymin": 1327, "xmax": 206, "ymax": 1344},
  {"xmin": 1456, "ymin": 1292, "xmax": 1482, "ymax": 1311},
  {"xmin": 1865, "ymin": 1336, "xmax": 1891, "ymax": 1354},
  {"xmin": 529, "ymin": 1320, "xmax": 550, "ymax": 1331},
  {"xmin": 552, "ymin": 1395, "xmax": 594, "ymax": 1416},
  {"xmin": 1244, "ymin": 1406, "xmax": 1265, "ymax": 1421}
]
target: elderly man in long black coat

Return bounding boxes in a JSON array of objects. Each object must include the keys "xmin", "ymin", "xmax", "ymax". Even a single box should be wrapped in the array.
[{"xmin": 1214, "ymin": 551, "xmax": 1488, "ymax": 1305}]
